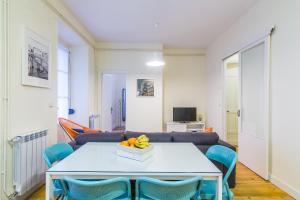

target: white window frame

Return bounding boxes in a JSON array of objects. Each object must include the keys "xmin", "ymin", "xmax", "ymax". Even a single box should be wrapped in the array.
[{"xmin": 57, "ymin": 44, "xmax": 70, "ymax": 119}]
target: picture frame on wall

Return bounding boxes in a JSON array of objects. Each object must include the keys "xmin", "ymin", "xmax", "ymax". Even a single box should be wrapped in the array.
[
  {"xmin": 137, "ymin": 79, "xmax": 154, "ymax": 96},
  {"xmin": 22, "ymin": 28, "xmax": 51, "ymax": 88}
]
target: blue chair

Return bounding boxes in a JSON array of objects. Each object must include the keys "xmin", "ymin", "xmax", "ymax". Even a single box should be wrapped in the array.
[
  {"xmin": 43, "ymin": 143, "xmax": 74, "ymax": 197},
  {"xmin": 62, "ymin": 177, "xmax": 131, "ymax": 200},
  {"xmin": 135, "ymin": 176, "xmax": 203, "ymax": 200},
  {"xmin": 200, "ymin": 145, "xmax": 237, "ymax": 200}
]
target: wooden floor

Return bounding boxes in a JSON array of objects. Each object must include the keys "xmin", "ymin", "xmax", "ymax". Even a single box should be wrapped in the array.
[
  {"xmin": 232, "ymin": 163, "xmax": 293, "ymax": 200},
  {"xmin": 28, "ymin": 162, "xmax": 294, "ymax": 200}
]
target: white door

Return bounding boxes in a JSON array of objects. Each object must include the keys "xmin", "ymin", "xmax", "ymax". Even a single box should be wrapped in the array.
[
  {"xmin": 101, "ymin": 74, "xmax": 113, "ymax": 131},
  {"xmin": 238, "ymin": 37, "xmax": 270, "ymax": 180}
]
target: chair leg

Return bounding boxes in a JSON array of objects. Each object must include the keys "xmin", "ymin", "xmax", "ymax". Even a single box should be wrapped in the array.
[
  {"xmin": 55, "ymin": 194, "xmax": 62, "ymax": 200},
  {"xmin": 55, "ymin": 195, "xmax": 59, "ymax": 200}
]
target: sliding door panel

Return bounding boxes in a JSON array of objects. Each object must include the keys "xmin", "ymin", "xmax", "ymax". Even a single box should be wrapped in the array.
[{"xmin": 238, "ymin": 38, "xmax": 270, "ymax": 180}]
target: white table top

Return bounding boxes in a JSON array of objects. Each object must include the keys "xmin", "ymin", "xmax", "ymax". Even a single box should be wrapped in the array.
[{"xmin": 48, "ymin": 143, "xmax": 221, "ymax": 175}]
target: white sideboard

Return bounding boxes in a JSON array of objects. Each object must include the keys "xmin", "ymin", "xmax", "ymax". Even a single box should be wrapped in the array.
[{"xmin": 166, "ymin": 121, "xmax": 205, "ymax": 132}]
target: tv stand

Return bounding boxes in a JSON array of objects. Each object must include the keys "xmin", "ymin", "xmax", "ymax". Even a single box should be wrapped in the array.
[{"xmin": 166, "ymin": 121, "xmax": 205, "ymax": 132}]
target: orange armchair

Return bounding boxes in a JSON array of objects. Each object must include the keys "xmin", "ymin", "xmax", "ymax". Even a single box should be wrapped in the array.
[{"xmin": 58, "ymin": 118, "xmax": 101, "ymax": 141}]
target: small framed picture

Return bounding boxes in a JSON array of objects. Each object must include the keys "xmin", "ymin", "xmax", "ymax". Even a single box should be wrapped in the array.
[
  {"xmin": 137, "ymin": 79, "xmax": 154, "ymax": 97},
  {"xmin": 22, "ymin": 28, "xmax": 51, "ymax": 88}
]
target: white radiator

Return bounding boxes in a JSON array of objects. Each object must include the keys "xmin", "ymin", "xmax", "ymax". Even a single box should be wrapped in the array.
[{"xmin": 11, "ymin": 129, "xmax": 48, "ymax": 196}]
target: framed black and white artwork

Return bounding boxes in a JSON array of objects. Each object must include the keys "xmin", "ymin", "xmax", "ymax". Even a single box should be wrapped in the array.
[
  {"xmin": 137, "ymin": 79, "xmax": 154, "ymax": 97},
  {"xmin": 22, "ymin": 28, "xmax": 51, "ymax": 88}
]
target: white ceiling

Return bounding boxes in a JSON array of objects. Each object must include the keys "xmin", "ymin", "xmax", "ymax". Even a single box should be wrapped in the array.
[
  {"xmin": 58, "ymin": 21, "xmax": 86, "ymax": 46},
  {"xmin": 62, "ymin": 0, "xmax": 258, "ymax": 48}
]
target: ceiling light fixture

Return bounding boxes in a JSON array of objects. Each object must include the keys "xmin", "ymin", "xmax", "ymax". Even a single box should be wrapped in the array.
[
  {"xmin": 146, "ymin": 60, "xmax": 165, "ymax": 67},
  {"xmin": 146, "ymin": 52, "xmax": 165, "ymax": 67}
]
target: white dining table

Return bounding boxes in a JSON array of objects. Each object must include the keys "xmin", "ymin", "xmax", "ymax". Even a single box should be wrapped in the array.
[{"xmin": 46, "ymin": 142, "xmax": 222, "ymax": 199}]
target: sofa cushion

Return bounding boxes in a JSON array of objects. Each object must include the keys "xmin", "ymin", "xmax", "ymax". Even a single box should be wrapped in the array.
[
  {"xmin": 75, "ymin": 132, "xmax": 125, "ymax": 145},
  {"xmin": 218, "ymin": 140, "xmax": 236, "ymax": 151},
  {"xmin": 125, "ymin": 131, "xmax": 173, "ymax": 142},
  {"xmin": 172, "ymin": 132, "xmax": 219, "ymax": 145},
  {"xmin": 195, "ymin": 145, "xmax": 211, "ymax": 154}
]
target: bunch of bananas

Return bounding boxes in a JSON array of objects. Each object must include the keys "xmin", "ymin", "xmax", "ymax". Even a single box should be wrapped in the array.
[{"xmin": 134, "ymin": 135, "xmax": 150, "ymax": 149}]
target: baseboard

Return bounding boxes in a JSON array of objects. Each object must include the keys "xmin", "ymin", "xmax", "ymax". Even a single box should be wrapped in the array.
[
  {"xmin": 270, "ymin": 174, "xmax": 300, "ymax": 199},
  {"xmin": 15, "ymin": 182, "xmax": 44, "ymax": 200}
]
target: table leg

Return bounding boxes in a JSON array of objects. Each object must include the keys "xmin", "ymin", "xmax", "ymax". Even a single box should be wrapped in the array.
[
  {"xmin": 46, "ymin": 173, "xmax": 53, "ymax": 200},
  {"xmin": 216, "ymin": 175, "xmax": 222, "ymax": 200}
]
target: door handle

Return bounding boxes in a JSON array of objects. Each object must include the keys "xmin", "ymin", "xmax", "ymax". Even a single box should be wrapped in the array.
[{"xmin": 237, "ymin": 110, "xmax": 241, "ymax": 117}]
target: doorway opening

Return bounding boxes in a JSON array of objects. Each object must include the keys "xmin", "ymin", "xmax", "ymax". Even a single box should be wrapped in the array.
[
  {"xmin": 224, "ymin": 53, "xmax": 239, "ymax": 147},
  {"xmin": 102, "ymin": 73, "xmax": 127, "ymax": 132}
]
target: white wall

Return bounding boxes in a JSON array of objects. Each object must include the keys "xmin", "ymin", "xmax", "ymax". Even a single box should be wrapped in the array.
[
  {"xmin": 0, "ymin": 0, "xmax": 97, "ymax": 198},
  {"xmin": 58, "ymin": 20, "xmax": 98, "ymax": 128},
  {"xmin": 69, "ymin": 45, "xmax": 97, "ymax": 127},
  {"xmin": 69, "ymin": 46, "xmax": 89, "ymax": 126},
  {"xmin": 4, "ymin": 0, "xmax": 58, "ymax": 198},
  {"xmin": 204, "ymin": 0, "xmax": 300, "ymax": 198},
  {"xmin": 0, "ymin": 0, "xmax": 6, "ymax": 196},
  {"xmin": 88, "ymin": 46, "xmax": 98, "ymax": 122},
  {"xmin": 46, "ymin": 0, "xmax": 96, "ymax": 46},
  {"xmin": 163, "ymin": 55, "xmax": 205, "ymax": 125},
  {"xmin": 96, "ymin": 49, "xmax": 163, "ymax": 132}
]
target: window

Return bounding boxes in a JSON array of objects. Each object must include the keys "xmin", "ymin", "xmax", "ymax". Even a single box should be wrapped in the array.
[{"xmin": 57, "ymin": 45, "xmax": 70, "ymax": 119}]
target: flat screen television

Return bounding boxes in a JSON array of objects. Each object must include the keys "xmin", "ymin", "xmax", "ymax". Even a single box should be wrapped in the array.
[{"xmin": 173, "ymin": 107, "xmax": 197, "ymax": 122}]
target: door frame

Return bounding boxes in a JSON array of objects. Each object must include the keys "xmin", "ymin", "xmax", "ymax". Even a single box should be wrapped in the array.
[
  {"xmin": 0, "ymin": 0, "xmax": 9, "ymax": 198},
  {"xmin": 99, "ymin": 70, "xmax": 128, "ymax": 131},
  {"xmin": 0, "ymin": 1, "xmax": 4, "ymax": 198},
  {"xmin": 222, "ymin": 53, "xmax": 239, "ymax": 144}
]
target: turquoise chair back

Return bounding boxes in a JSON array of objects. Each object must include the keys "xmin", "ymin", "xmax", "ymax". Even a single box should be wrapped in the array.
[
  {"xmin": 135, "ymin": 177, "xmax": 202, "ymax": 200},
  {"xmin": 43, "ymin": 143, "xmax": 74, "ymax": 168},
  {"xmin": 62, "ymin": 177, "xmax": 131, "ymax": 200},
  {"xmin": 43, "ymin": 143, "xmax": 74, "ymax": 196},
  {"xmin": 206, "ymin": 145, "xmax": 237, "ymax": 184},
  {"xmin": 200, "ymin": 145, "xmax": 237, "ymax": 200}
]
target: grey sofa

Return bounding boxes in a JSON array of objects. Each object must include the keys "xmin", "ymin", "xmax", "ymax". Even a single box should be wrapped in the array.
[{"xmin": 69, "ymin": 131, "xmax": 236, "ymax": 188}]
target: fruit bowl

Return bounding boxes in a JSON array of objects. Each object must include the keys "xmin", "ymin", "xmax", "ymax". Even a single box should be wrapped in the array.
[
  {"xmin": 116, "ymin": 135, "xmax": 153, "ymax": 161},
  {"xmin": 117, "ymin": 143, "xmax": 153, "ymax": 153},
  {"xmin": 120, "ymin": 135, "xmax": 151, "ymax": 149},
  {"xmin": 116, "ymin": 143, "xmax": 153, "ymax": 161}
]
